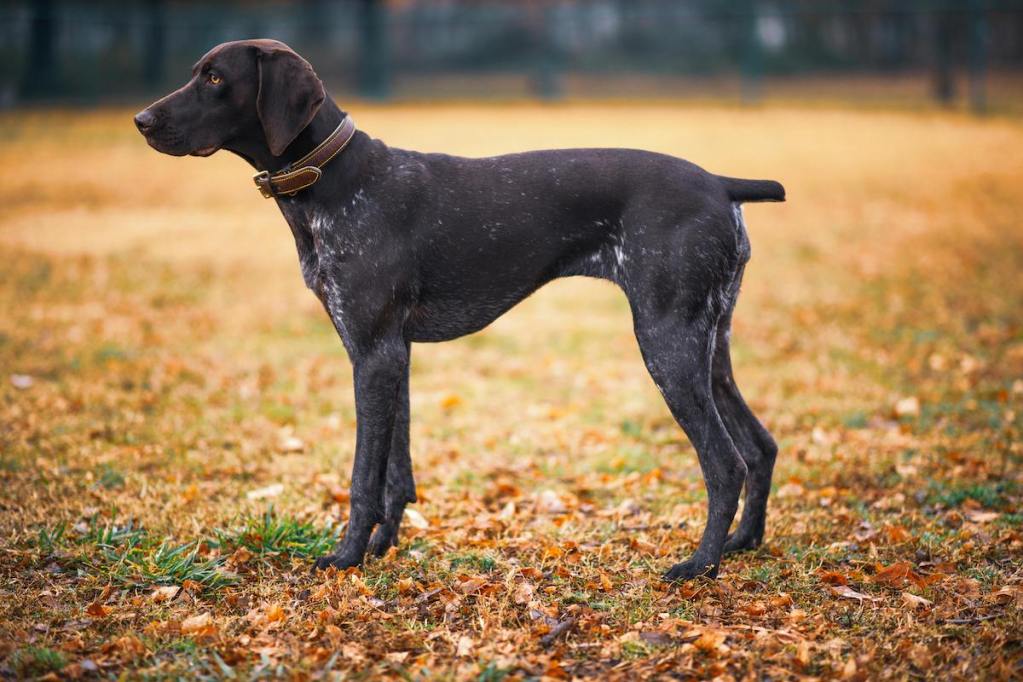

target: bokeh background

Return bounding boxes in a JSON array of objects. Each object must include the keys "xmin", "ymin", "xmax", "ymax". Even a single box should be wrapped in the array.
[
  {"xmin": 3, "ymin": 0, "xmax": 1023, "ymax": 109},
  {"xmin": 1, "ymin": 1, "xmax": 1022, "ymax": 680}
]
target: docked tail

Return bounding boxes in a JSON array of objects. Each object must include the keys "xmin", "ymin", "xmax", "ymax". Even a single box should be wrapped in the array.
[{"xmin": 719, "ymin": 176, "xmax": 786, "ymax": 203}]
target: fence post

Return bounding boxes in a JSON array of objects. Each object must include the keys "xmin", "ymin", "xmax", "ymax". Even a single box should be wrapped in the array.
[
  {"xmin": 527, "ymin": 1, "xmax": 562, "ymax": 100},
  {"xmin": 968, "ymin": 0, "xmax": 989, "ymax": 115},
  {"xmin": 358, "ymin": 0, "xmax": 390, "ymax": 100},
  {"xmin": 144, "ymin": 0, "xmax": 167, "ymax": 90},
  {"xmin": 20, "ymin": 0, "xmax": 59, "ymax": 99},
  {"xmin": 739, "ymin": 0, "xmax": 762, "ymax": 105},
  {"xmin": 933, "ymin": 5, "xmax": 957, "ymax": 105}
]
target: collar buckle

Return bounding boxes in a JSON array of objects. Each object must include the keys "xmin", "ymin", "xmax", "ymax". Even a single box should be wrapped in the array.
[{"xmin": 253, "ymin": 170, "xmax": 276, "ymax": 199}]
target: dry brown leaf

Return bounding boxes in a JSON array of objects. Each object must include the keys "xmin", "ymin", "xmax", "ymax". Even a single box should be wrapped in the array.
[
  {"xmin": 85, "ymin": 601, "xmax": 112, "ymax": 618},
  {"xmin": 181, "ymin": 612, "xmax": 212, "ymax": 635},
  {"xmin": 873, "ymin": 561, "xmax": 913, "ymax": 586},
  {"xmin": 150, "ymin": 586, "xmax": 179, "ymax": 603},
  {"xmin": 404, "ymin": 508, "xmax": 430, "ymax": 529},
  {"xmin": 278, "ymin": 435, "xmax": 305, "ymax": 453},
  {"xmin": 965, "ymin": 510, "xmax": 1000, "ymax": 523},
  {"xmin": 228, "ymin": 546, "xmax": 254, "ymax": 565},
  {"xmin": 795, "ymin": 640, "xmax": 812, "ymax": 667},
  {"xmin": 902, "ymin": 592, "xmax": 933, "ymax": 609},
  {"xmin": 819, "ymin": 570, "xmax": 849, "ymax": 586},
  {"xmin": 693, "ymin": 627, "xmax": 728, "ymax": 655},
  {"xmin": 777, "ymin": 482, "xmax": 805, "ymax": 498},
  {"xmin": 894, "ymin": 396, "xmax": 920, "ymax": 417},
  {"xmin": 513, "ymin": 581, "xmax": 535, "ymax": 605},
  {"xmin": 831, "ymin": 585, "xmax": 880, "ymax": 602},
  {"xmin": 341, "ymin": 642, "xmax": 366, "ymax": 664},
  {"xmin": 246, "ymin": 483, "xmax": 284, "ymax": 500},
  {"xmin": 440, "ymin": 393, "xmax": 462, "ymax": 410}
]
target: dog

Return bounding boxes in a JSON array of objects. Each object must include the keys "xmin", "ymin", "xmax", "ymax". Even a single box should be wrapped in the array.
[{"xmin": 135, "ymin": 39, "xmax": 783, "ymax": 582}]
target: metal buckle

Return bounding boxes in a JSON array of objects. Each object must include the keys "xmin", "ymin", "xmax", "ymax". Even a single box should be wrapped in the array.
[{"xmin": 253, "ymin": 170, "xmax": 275, "ymax": 199}]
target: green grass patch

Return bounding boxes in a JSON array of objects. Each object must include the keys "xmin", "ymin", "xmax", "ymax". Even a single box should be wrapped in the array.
[
  {"xmin": 212, "ymin": 508, "xmax": 340, "ymax": 559},
  {"xmin": 96, "ymin": 463, "xmax": 126, "ymax": 489},
  {"xmin": 929, "ymin": 481, "xmax": 1016, "ymax": 510},
  {"xmin": 39, "ymin": 519, "xmax": 236, "ymax": 592},
  {"xmin": 9, "ymin": 646, "xmax": 66, "ymax": 677},
  {"xmin": 448, "ymin": 551, "xmax": 498, "ymax": 573},
  {"xmin": 36, "ymin": 521, "xmax": 67, "ymax": 554}
]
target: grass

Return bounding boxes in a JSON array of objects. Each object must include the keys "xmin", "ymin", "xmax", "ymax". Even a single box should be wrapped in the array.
[
  {"xmin": 9, "ymin": 646, "xmax": 66, "ymax": 677},
  {"xmin": 212, "ymin": 508, "xmax": 340, "ymax": 559},
  {"xmin": 0, "ymin": 102, "xmax": 1021, "ymax": 679}
]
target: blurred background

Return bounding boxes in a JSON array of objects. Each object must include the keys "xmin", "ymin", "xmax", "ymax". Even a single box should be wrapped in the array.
[
  {"xmin": 2, "ymin": 2, "xmax": 1023, "ymax": 679},
  {"xmin": 3, "ymin": 0, "xmax": 1023, "ymax": 113}
]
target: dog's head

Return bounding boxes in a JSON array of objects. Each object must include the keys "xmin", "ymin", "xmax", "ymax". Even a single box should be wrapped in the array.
[{"xmin": 134, "ymin": 39, "xmax": 325, "ymax": 159}]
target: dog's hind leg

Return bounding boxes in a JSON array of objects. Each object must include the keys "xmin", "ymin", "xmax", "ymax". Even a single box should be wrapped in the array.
[
  {"xmin": 367, "ymin": 342, "xmax": 417, "ymax": 557},
  {"xmin": 632, "ymin": 298, "xmax": 747, "ymax": 581},
  {"xmin": 711, "ymin": 270, "xmax": 778, "ymax": 554}
]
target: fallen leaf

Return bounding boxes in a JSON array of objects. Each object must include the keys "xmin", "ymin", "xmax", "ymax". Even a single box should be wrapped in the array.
[
  {"xmin": 818, "ymin": 570, "xmax": 849, "ymax": 585},
  {"xmin": 278, "ymin": 435, "xmax": 305, "ymax": 453},
  {"xmin": 831, "ymin": 585, "xmax": 880, "ymax": 602},
  {"xmin": 181, "ymin": 612, "xmax": 212, "ymax": 635},
  {"xmin": 404, "ymin": 508, "xmax": 429, "ymax": 529},
  {"xmin": 777, "ymin": 482, "xmax": 805, "ymax": 498},
  {"xmin": 873, "ymin": 561, "xmax": 912, "ymax": 586},
  {"xmin": 86, "ymin": 601, "xmax": 112, "ymax": 618},
  {"xmin": 513, "ymin": 581, "xmax": 535, "ymax": 605},
  {"xmin": 456, "ymin": 577, "xmax": 487, "ymax": 595},
  {"xmin": 246, "ymin": 483, "xmax": 284, "ymax": 500},
  {"xmin": 894, "ymin": 396, "xmax": 920, "ymax": 417},
  {"xmin": 693, "ymin": 627, "xmax": 728, "ymax": 655},
  {"xmin": 150, "ymin": 586, "xmax": 180, "ymax": 603},
  {"xmin": 965, "ymin": 510, "xmax": 1000, "ymax": 523},
  {"xmin": 341, "ymin": 642, "xmax": 366, "ymax": 663},
  {"xmin": 498, "ymin": 501, "xmax": 516, "ymax": 520},
  {"xmin": 902, "ymin": 592, "xmax": 933, "ymax": 608},
  {"xmin": 795, "ymin": 640, "xmax": 812, "ymax": 667},
  {"xmin": 228, "ymin": 546, "xmax": 254, "ymax": 565},
  {"xmin": 440, "ymin": 393, "xmax": 462, "ymax": 410},
  {"xmin": 536, "ymin": 489, "xmax": 567, "ymax": 513}
]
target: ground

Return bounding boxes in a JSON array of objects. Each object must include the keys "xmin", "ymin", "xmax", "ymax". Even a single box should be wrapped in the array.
[{"xmin": 0, "ymin": 103, "xmax": 1021, "ymax": 680}]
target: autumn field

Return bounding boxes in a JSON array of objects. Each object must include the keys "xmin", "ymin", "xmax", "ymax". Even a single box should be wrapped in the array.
[{"xmin": 1, "ymin": 103, "xmax": 1021, "ymax": 680}]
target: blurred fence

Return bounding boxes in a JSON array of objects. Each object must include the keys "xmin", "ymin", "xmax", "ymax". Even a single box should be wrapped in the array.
[{"xmin": 2, "ymin": 0, "xmax": 1023, "ymax": 112}]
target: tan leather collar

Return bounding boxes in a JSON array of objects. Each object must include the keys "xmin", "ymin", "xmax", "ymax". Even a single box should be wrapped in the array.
[{"xmin": 253, "ymin": 116, "xmax": 356, "ymax": 198}]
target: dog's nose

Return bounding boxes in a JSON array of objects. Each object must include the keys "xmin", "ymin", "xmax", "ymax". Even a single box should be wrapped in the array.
[{"xmin": 134, "ymin": 110, "xmax": 156, "ymax": 134}]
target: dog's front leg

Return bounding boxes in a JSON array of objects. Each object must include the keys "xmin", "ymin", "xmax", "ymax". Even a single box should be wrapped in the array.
[
  {"xmin": 315, "ymin": 339, "xmax": 408, "ymax": 570},
  {"xmin": 367, "ymin": 342, "xmax": 417, "ymax": 556}
]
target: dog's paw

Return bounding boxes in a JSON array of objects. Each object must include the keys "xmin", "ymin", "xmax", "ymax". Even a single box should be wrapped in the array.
[
  {"xmin": 366, "ymin": 522, "xmax": 399, "ymax": 557},
  {"xmin": 662, "ymin": 558, "xmax": 719, "ymax": 583},
  {"xmin": 722, "ymin": 531, "xmax": 762, "ymax": 555},
  {"xmin": 312, "ymin": 551, "xmax": 363, "ymax": 572}
]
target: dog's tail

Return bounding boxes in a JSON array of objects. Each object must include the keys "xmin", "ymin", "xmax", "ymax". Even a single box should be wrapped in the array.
[{"xmin": 718, "ymin": 176, "xmax": 786, "ymax": 203}]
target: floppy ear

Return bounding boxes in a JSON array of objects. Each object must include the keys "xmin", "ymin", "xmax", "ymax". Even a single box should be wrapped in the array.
[{"xmin": 255, "ymin": 45, "xmax": 325, "ymax": 156}]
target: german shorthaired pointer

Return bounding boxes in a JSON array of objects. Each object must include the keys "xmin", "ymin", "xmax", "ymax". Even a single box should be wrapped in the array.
[{"xmin": 135, "ymin": 39, "xmax": 784, "ymax": 582}]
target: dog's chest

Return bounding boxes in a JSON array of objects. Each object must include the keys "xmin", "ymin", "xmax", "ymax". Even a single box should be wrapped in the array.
[{"xmin": 282, "ymin": 201, "xmax": 381, "ymax": 346}]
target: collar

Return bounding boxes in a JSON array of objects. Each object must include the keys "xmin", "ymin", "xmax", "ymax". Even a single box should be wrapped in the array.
[{"xmin": 253, "ymin": 116, "xmax": 356, "ymax": 198}]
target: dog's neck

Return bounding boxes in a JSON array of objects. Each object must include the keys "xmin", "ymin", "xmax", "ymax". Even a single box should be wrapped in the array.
[{"xmin": 230, "ymin": 98, "xmax": 353, "ymax": 174}]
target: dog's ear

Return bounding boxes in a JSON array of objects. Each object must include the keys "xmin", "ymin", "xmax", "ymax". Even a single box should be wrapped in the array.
[{"xmin": 255, "ymin": 44, "xmax": 325, "ymax": 156}]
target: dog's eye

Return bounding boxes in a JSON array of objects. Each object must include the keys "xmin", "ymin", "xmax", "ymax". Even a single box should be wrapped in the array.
[{"xmin": 208, "ymin": 73, "xmax": 222, "ymax": 85}]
